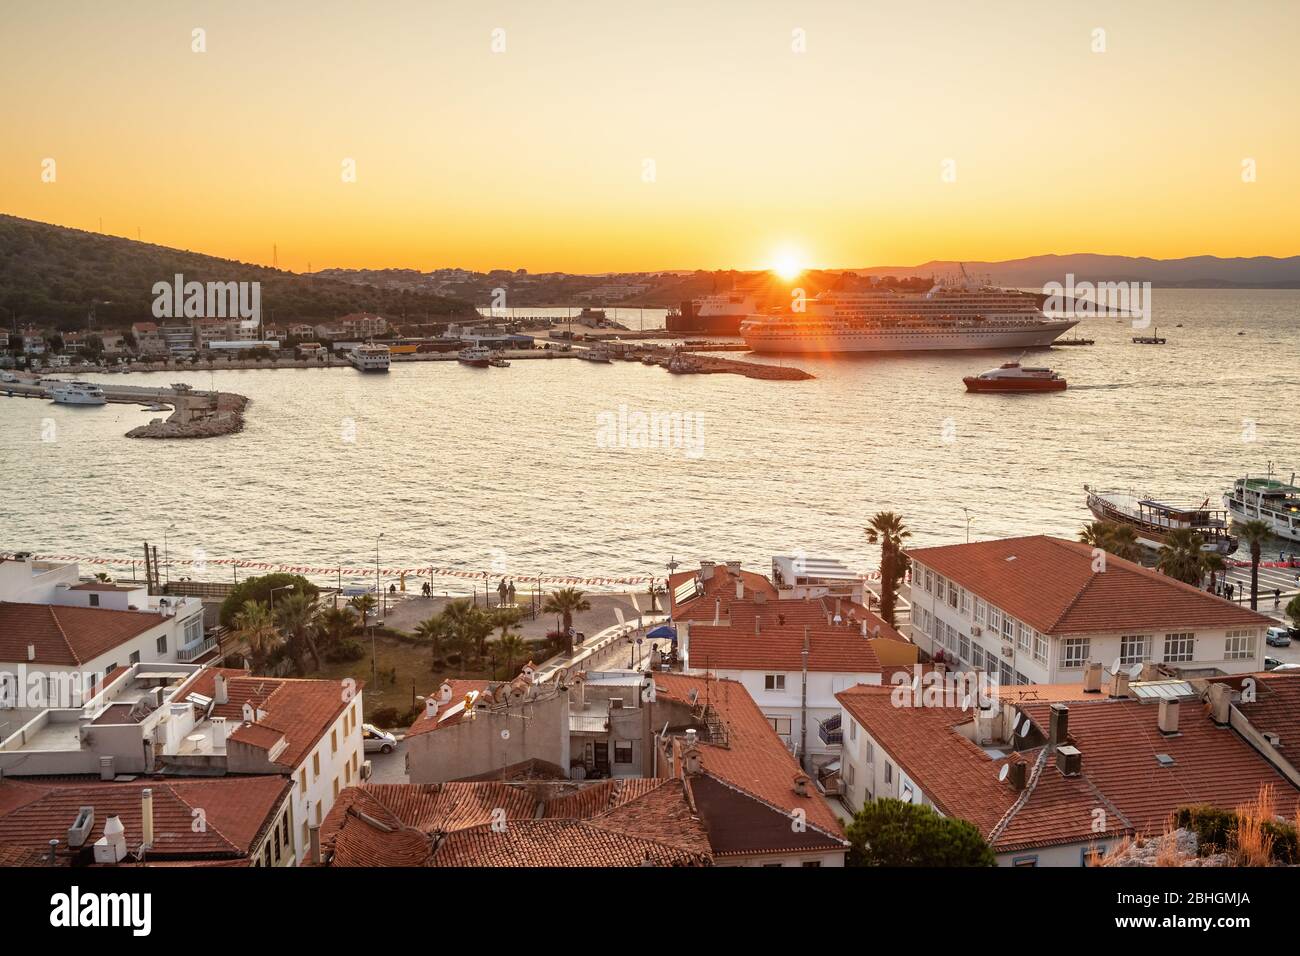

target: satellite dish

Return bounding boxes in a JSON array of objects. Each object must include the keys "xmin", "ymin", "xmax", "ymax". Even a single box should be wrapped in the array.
[
  {"xmin": 998, "ymin": 764, "xmax": 1010, "ymax": 782},
  {"xmin": 1111, "ymin": 657, "xmax": 1122, "ymax": 675},
  {"xmin": 500, "ymin": 729, "xmax": 510, "ymax": 741},
  {"xmin": 1128, "ymin": 663, "xmax": 1143, "ymax": 679}
]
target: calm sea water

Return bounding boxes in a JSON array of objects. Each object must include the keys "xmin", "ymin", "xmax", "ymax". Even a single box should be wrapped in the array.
[{"xmin": 4, "ymin": 290, "xmax": 1297, "ymax": 590}]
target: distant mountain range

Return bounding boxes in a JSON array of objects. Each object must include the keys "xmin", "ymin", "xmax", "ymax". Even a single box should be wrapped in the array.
[{"xmin": 853, "ymin": 254, "xmax": 1300, "ymax": 289}]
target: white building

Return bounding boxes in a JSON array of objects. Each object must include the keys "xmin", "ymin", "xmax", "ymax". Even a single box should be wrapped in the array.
[{"xmin": 905, "ymin": 535, "xmax": 1272, "ymax": 685}]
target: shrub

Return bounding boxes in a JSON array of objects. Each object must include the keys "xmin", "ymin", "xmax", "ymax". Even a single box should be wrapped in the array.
[
  {"xmin": 368, "ymin": 705, "xmax": 421, "ymax": 729},
  {"xmin": 324, "ymin": 639, "xmax": 365, "ymax": 663}
]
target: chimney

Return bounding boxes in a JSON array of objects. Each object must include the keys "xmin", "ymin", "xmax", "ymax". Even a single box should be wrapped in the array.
[
  {"xmin": 1007, "ymin": 761, "xmax": 1027, "ymax": 791},
  {"xmin": 860, "ymin": 620, "xmax": 868, "ymax": 637},
  {"xmin": 792, "ymin": 774, "xmax": 809, "ymax": 797},
  {"xmin": 679, "ymin": 620, "xmax": 690, "ymax": 669},
  {"xmin": 685, "ymin": 728, "xmax": 697, "ymax": 748},
  {"xmin": 1158, "ymin": 698, "xmax": 1180, "ymax": 736},
  {"xmin": 213, "ymin": 673, "xmax": 228, "ymax": 705},
  {"xmin": 1109, "ymin": 670, "xmax": 1131, "ymax": 699},
  {"xmin": 309, "ymin": 823, "xmax": 322, "ymax": 865},
  {"xmin": 27, "ymin": 644, "xmax": 35, "ymax": 662},
  {"xmin": 140, "ymin": 788, "xmax": 154, "ymax": 849},
  {"xmin": 1208, "ymin": 683, "xmax": 1231, "ymax": 726},
  {"xmin": 1056, "ymin": 744, "xmax": 1082, "ymax": 777},
  {"xmin": 1082, "ymin": 661, "xmax": 1103, "ymax": 693},
  {"xmin": 713, "ymin": 598, "xmax": 721, "ymax": 625},
  {"xmin": 700, "ymin": 561, "xmax": 715, "ymax": 580},
  {"xmin": 424, "ymin": 697, "xmax": 438, "ymax": 718},
  {"xmin": 1141, "ymin": 662, "xmax": 1160, "ymax": 682},
  {"xmin": 438, "ymin": 681, "xmax": 453, "ymax": 704},
  {"xmin": 1048, "ymin": 703, "xmax": 1069, "ymax": 749},
  {"xmin": 725, "ymin": 560, "xmax": 741, "ymax": 576},
  {"xmin": 98, "ymin": 756, "xmax": 115, "ymax": 780},
  {"xmin": 735, "ymin": 577, "xmax": 744, "ymax": 601},
  {"xmin": 573, "ymin": 673, "xmax": 586, "ymax": 709},
  {"xmin": 210, "ymin": 716, "xmax": 228, "ymax": 749},
  {"xmin": 755, "ymin": 616, "xmax": 761, "ymax": 635}
]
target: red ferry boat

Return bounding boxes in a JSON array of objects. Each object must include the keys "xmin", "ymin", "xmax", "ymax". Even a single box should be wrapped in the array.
[{"xmin": 963, "ymin": 361, "xmax": 1067, "ymax": 393}]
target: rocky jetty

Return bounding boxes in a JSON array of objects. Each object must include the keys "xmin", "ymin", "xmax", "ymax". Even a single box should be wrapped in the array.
[{"xmin": 126, "ymin": 391, "xmax": 247, "ymax": 440}]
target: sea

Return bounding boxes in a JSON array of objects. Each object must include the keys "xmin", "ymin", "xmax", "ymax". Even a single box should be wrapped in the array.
[{"xmin": 3, "ymin": 290, "xmax": 1297, "ymax": 592}]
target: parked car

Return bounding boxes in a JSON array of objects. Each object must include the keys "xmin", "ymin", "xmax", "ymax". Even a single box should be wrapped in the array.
[
  {"xmin": 362, "ymin": 723, "xmax": 397, "ymax": 754},
  {"xmin": 1264, "ymin": 656, "xmax": 1283, "ymax": 671},
  {"xmin": 1265, "ymin": 626, "xmax": 1292, "ymax": 647}
]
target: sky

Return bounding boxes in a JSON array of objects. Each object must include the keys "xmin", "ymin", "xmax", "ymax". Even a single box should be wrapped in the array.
[{"xmin": 1, "ymin": 0, "xmax": 1297, "ymax": 273}]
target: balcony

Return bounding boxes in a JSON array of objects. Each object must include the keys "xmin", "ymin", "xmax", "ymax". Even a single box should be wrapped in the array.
[
  {"xmin": 177, "ymin": 636, "xmax": 216, "ymax": 663},
  {"xmin": 818, "ymin": 713, "xmax": 843, "ymax": 746}
]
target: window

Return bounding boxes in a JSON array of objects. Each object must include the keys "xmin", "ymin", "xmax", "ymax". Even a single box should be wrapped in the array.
[
  {"xmin": 1015, "ymin": 671, "xmax": 1030, "ymax": 686},
  {"xmin": 1062, "ymin": 638, "xmax": 1090, "ymax": 669},
  {"xmin": 865, "ymin": 741, "xmax": 874, "ymax": 764},
  {"xmin": 1013, "ymin": 855, "xmax": 1039, "ymax": 867},
  {"xmin": 947, "ymin": 581, "xmax": 959, "ymax": 609},
  {"xmin": 767, "ymin": 716, "xmax": 792, "ymax": 736},
  {"xmin": 312, "ymin": 752, "xmax": 320, "ymax": 777},
  {"xmin": 1033, "ymin": 631, "xmax": 1048, "ymax": 665},
  {"xmin": 89, "ymin": 593, "xmax": 100, "ymax": 607},
  {"xmin": 1164, "ymin": 632, "xmax": 1195, "ymax": 663},
  {"xmin": 614, "ymin": 740, "xmax": 633, "ymax": 763},
  {"xmin": 924, "ymin": 569, "xmax": 933, "ymax": 594},
  {"xmin": 971, "ymin": 644, "xmax": 984, "ymax": 670},
  {"xmin": 129, "ymin": 650, "xmax": 140, "ymax": 664},
  {"xmin": 801, "ymin": 861, "xmax": 822, "ymax": 867},
  {"xmin": 331, "ymin": 729, "xmax": 338, "ymax": 754},
  {"xmin": 849, "ymin": 719, "xmax": 857, "ymax": 742},
  {"xmin": 1016, "ymin": 622, "xmax": 1030, "ymax": 652},
  {"xmin": 1119, "ymin": 635, "xmax": 1148, "ymax": 666},
  {"xmin": 184, "ymin": 615, "xmax": 203, "ymax": 644},
  {"xmin": 988, "ymin": 607, "xmax": 1002, "ymax": 634},
  {"xmin": 156, "ymin": 635, "xmax": 167, "ymax": 655},
  {"xmin": 885, "ymin": 763, "xmax": 893, "ymax": 784},
  {"xmin": 764, "ymin": 674, "xmax": 785, "ymax": 691},
  {"xmin": 1225, "ymin": 629, "xmax": 1255, "ymax": 660},
  {"xmin": 1002, "ymin": 615, "xmax": 1014, "ymax": 643},
  {"xmin": 958, "ymin": 633, "xmax": 971, "ymax": 661},
  {"xmin": 332, "ymin": 777, "xmax": 340, "ymax": 798},
  {"xmin": 846, "ymin": 763, "xmax": 855, "ymax": 785},
  {"xmin": 960, "ymin": 588, "xmax": 970, "ymax": 615},
  {"xmin": 344, "ymin": 761, "xmax": 351, "ymax": 784},
  {"xmin": 1000, "ymin": 661, "xmax": 1014, "ymax": 686},
  {"xmin": 974, "ymin": 598, "xmax": 986, "ymax": 625},
  {"xmin": 935, "ymin": 573, "xmax": 945, "ymax": 597},
  {"xmin": 298, "ymin": 768, "xmax": 307, "ymax": 794}
]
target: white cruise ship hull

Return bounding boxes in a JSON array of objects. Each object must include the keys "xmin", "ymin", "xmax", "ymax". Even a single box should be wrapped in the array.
[
  {"xmin": 51, "ymin": 392, "xmax": 107, "ymax": 405},
  {"xmin": 743, "ymin": 319, "xmax": 1079, "ymax": 354}
]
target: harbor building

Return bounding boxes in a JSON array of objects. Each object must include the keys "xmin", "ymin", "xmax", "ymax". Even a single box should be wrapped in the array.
[{"xmin": 905, "ymin": 535, "xmax": 1273, "ymax": 685}]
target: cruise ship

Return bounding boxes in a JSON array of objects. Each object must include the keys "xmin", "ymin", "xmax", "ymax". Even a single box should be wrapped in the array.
[
  {"xmin": 740, "ymin": 282, "xmax": 1077, "ymax": 354},
  {"xmin": 348, "ymin": 342, "xmax": 391, "ymax": 372},
  {"xmin": 665, "ymin": 293, "xmax": 758, "ymax": 335}
]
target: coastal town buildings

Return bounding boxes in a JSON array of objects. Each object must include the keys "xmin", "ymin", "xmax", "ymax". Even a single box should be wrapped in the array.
[
  {"xmin": 834, "ymin": 671, "xmax": 1300, "ymax": 865},
  {"xmin": 905, "ymin": 536, "xmax": 1273, "ymax": 684}
]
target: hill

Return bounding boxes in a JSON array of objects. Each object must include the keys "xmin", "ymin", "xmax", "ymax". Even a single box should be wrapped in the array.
[{"xmin": 0, "ymin": 214, "xmax": 475, "ymax": 331}]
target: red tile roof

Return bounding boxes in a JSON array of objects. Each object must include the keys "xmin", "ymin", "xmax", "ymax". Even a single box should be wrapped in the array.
[
  {"xmin": 669, "ymin": 564, "xmax": 778, "ymax": 622},
  {"xmin": 1227, "ymin": 672, "xmax": 1300, "ymax": 761},
  {"xmin": 316, "ymin": 779, "xmax": 710, "ymax": 866},
  {"xmin": 405, "ymin": 679, "xmax": 492, "ymax": 738},
  {"xmin": 176, "ymin": 668, "xmax": 355, "ymax": 770},
  {"xmin": 0, "ymin": 777, "xmax": 290, "ymax": 863},
  {"xmin": 654, "ymin": 672, "xmax": 844, "ymax": 841},
  {"xmin": 906, "ymin": 536, "xmax": 1273, "ymax": 635},
  {"xmin": 682, "ymin": 598, "xmax": 886, "ymax": 673},
  {"xmin": 0, "ymin": 601, "xmax": 167, "ymax": 666}
]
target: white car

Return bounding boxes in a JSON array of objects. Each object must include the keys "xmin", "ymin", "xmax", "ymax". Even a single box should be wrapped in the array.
[{"xmin": 362, "ymin": 723, "xmax": 397, "ymax": 754}]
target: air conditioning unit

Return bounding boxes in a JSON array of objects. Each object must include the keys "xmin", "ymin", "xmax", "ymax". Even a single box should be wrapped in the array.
[
  {"xmin": 1001, "ymin": 645, "xmax": 1014, "ymax": 658},
  {"xmin": 971, "ymin": 625, "xmax": 982, "ymax": 637},
  {"xmin": 68, "ymin": 807, "xmax": 95, "ymax": 847},
  {"xmin": 360, "ymin": 760, "xmax": 373, "ymax": 780}
]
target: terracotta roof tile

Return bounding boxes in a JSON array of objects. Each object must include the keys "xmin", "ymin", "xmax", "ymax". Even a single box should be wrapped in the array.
[
  {"xmin": 906, "ymin": 536, "xmax": 1273, "ymax": 635},
  {"xmin": 405, "ymin": 680, "xmax": 493, "ymax": 738},
  {"xmin": 0, "ymin": 601, "xmax": 167, "ymax": 666}
]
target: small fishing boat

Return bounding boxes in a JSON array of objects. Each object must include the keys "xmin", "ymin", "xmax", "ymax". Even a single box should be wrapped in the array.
[
  {"xmin": 576, "ymin": 347, "xmax": 612, "ymax": 363},
  {"xmin": 1132, "ymin": 327, "xmax": 1166, "ymax": 344},
  {"xmin": 1085, "ymin": 485, "xmax": 1238, "ymax": 554},
  {"xmin": 488, "ymin": 356, "xmax": 510, "ymax": 368},
  {"xmin": 1054, "ymin": 336, "xmax": 1095, "ymax": 346},
  {"xmin": 963, "ymin": 361, "xmax": 1066, "ymax": 393},
  {"xmin": 457, "ymin": 346, "xmax": 491, "ymax": 368},
  {"xmin": 666, "ymin": 353, "xmax": 701, "ymax": 375}
]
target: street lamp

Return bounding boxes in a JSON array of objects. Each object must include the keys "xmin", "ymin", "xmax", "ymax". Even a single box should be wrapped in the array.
[
  {"xmin": 962, "ymin": 508, "xmax": 973, "ymax": 544},
  {"xmin": 269, "ymin": 584, "xmax": 294, "ymax": 615},
  {"xmin": 163, "ymin": 523, "xmax": 177, "ymax": 589},
  {"xmin": 373, "ymin": 534, "xmax": 384, "ymax": 684}
]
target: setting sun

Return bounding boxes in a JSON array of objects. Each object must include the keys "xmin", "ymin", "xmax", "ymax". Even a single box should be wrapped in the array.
[{"xmin": 771, "ymin": 249, "xmax": 805, "ymax": 281}]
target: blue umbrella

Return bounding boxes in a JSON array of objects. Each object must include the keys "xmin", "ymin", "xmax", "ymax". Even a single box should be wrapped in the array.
[{"xmin": 646, "ymin": 624, "xmax": 677, "ymax": 640}]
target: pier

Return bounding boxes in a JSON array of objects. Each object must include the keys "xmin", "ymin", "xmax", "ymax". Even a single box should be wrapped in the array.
[{"xmin": 1, "ymin": 380, "xmax": 247, "ymax": 439}]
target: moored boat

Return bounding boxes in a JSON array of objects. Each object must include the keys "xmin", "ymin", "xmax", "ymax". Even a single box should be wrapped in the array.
[
  {"xmin": 49, "ymin": 381, "xmax": 108, "ymax": 405},
  {"xmin": 1085, "ymin": 486, "xmax": 1238, "ymax": 554},
  {"xmin": 576, "ymin": 347, "xmax": 612, "ymax": 363},
  {"xmin": 458, "ymin": 345, "xmax": 491, "ymax": 367},
  {"xmin": 348, "ymin": 342, "xmax": 391, "ymax": 372},
  {"xmin": 963, "ymin": 361, "xmax": 1066, "ymax": 393},
  {"xmin": 1224, "ymin": 468, "xmax": 1300, "ymax": 542}
]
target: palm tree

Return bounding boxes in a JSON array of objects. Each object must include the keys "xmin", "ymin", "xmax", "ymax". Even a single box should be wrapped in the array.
[
  {"xmin": 348, "ymin": 593, "xmax": 377, "ymax": 624},
  {"xmin": 496, "ymin": 632, "xmax": 531, "ymax": 679},
  {"xmin": 1200, "ymin": 551, "xmax": 1227, "ymax": 593},
  {"xmin": 231, "ymin": 600, "xmax": 280, "ymax": 673},
  {"xmin": 317, "ymin": 606, "xmax": 358, "ymax": 652},
  {"xmin": 543, "ymin": 588, "xmax": 592, "ymax": 649},
  {"xmin": 1236, "ymin": 520, "xmax": 1272, "ymax": 611},
  {"xmin": 1156, "ymin": 529, "xmax": 1206, "ymax": 586},
  {"xmin": 1079, "ymin": 520, "xmax": 1143, "ymax": 562},
  {"xmin": 276, "ymin": 591, "xmax": 323, "ymax": 673},
  {"xmin": 414, "ymin": 614, "xmax": 449, "ymax": 666},
  {"xmin": 94, "ymin": 572, "xmax": 113, "ymax": 583},
  {"xmin": 490, "ymin": 606, "xmax": 523, "ymax": 658},
  {"xmin": 865, "ymin": 512, "xmax": 911, "ymax": 628}
]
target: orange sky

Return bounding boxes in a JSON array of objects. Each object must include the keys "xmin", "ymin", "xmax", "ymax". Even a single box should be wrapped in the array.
[{"xmin": 2, "ymin": 1, "xmax": 1297, "ymax": 273}]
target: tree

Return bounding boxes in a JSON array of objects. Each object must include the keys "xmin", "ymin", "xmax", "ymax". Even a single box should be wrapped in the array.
[
  {"xmin": 439, "ymin": 598, "xmax": 493, "ymax": 664},
  {"xmin": 543, "ymin": 588, "xmax": 591, "ymax": 649},
  {"xmin": 230, "ymin": 600, "xmax": 280, "ymax": 673},
  {"xmin": 1200, "ymin": 551, "xmax": 1227, "ymax": 592},
  {"xmin": 1236, "ymin": 520, "xmax": 1272, "ymax": 611},
  {"xmin": 414, "ymin": 613, "xmax": 450, "ymax": 667},
  {"xmin": 846, "ymin": 798, "xmax": 995, "ymax": 867},
  {"xmin": 317, "ymin": 606, "xmax": 358, "ymax": 651},
  {"xmin": 219, "ymin": 573, "xmax": 318, "ymax": 628},
  {"xmin": 1156, "ymin": 529, "xmax": 1207, "ymax": 586},
  {"xmin": 490, "ymin": 606, "xmax": 524, "ymax": 659},
  {"xmin": 275, "ymin": 591, "xmax": 323, "ymax": 673},
  {"xmin": 1286, "ymin": 594, "xmax": 1300, "ymax": 630},
  {"xmin": 496, "ymin": 632, "xmax": 530, "ymax": 679},
  {"xmin": 348, "ymin": 593, "xmax": 377, "ymax": 625},
  {"xmin": 1079, "ymin": 520, "xmax": 1142, "ymax": 562},
  {"xmin": 865, "ymin": 512, "xmax": 911, "ymax": 628},
  {"xmin": 93, "ymin": 571, "xmax": 112, "ymax": 583}
]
